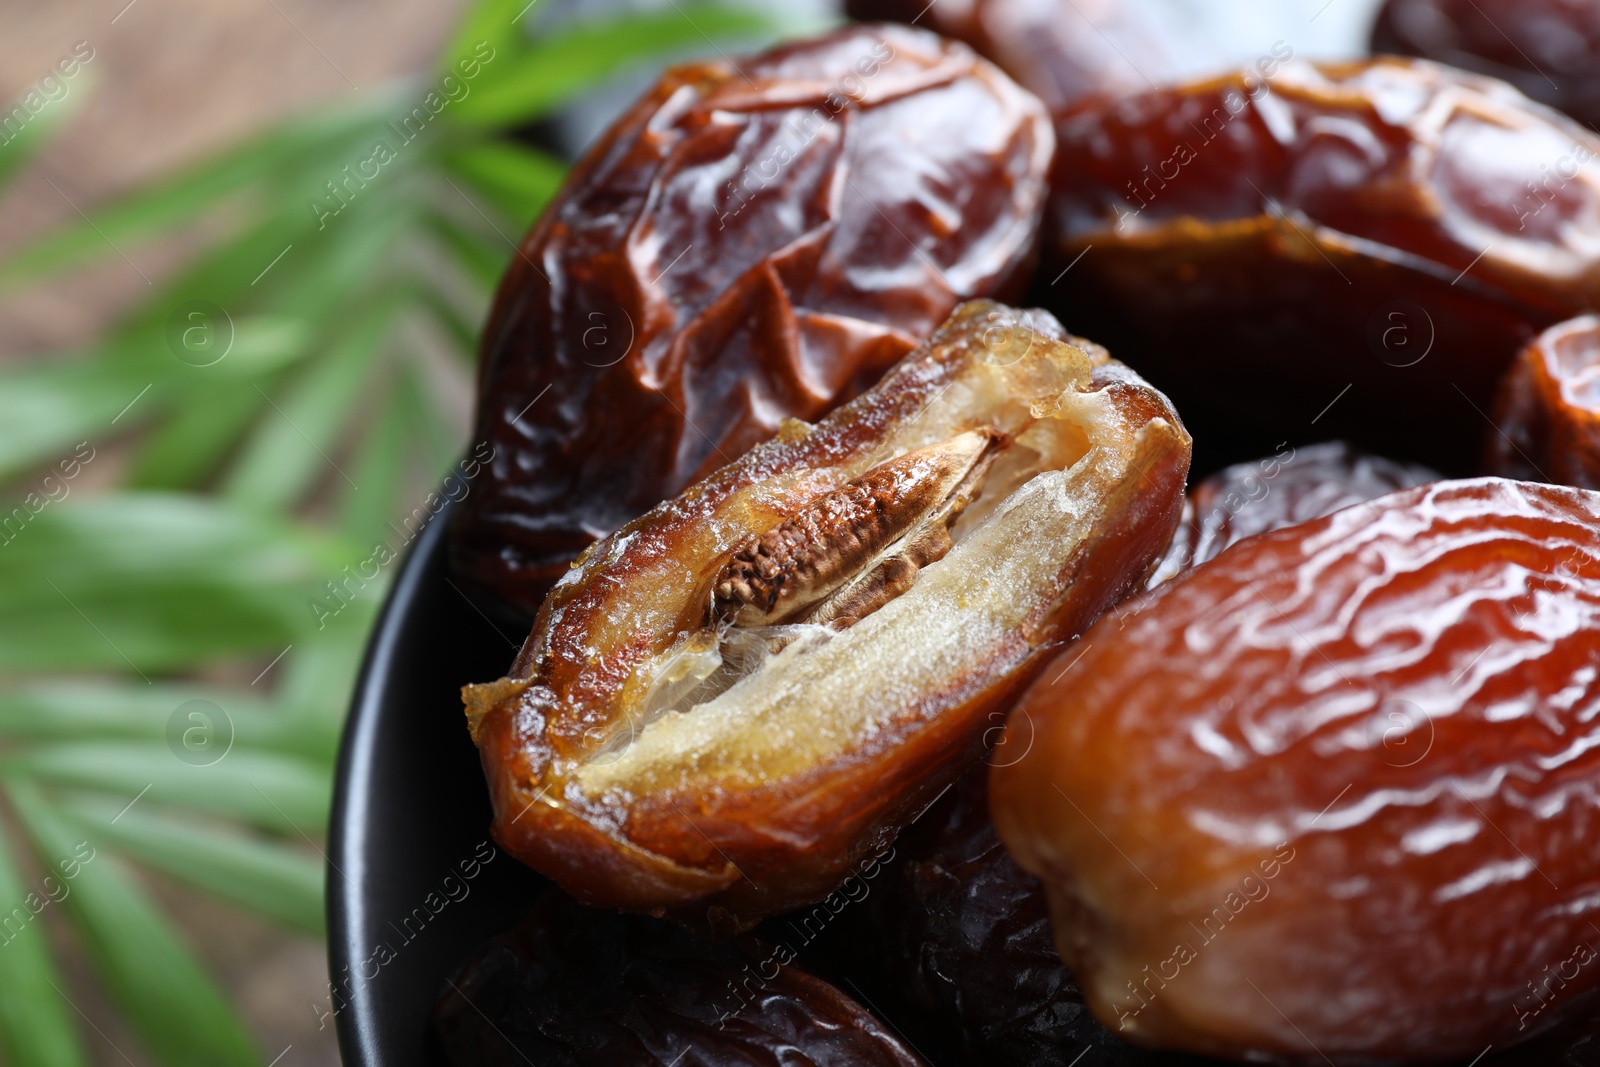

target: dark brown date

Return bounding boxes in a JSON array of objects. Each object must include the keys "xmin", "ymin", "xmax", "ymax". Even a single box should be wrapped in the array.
[
  {"xmin": 1043, "ymin": 58, "xmax": 1600, "ymax": 475},
  {"xmin": 450, "ymin": 23, "xmax": 1054, "ymax": 616},
  {"xmin": 1373, "ymin": 0, "xmax": 1600, "ymax": 130},
  {"xmin": 434, "ymin": 890, "xmax": 927, "ymax": 1066},
  {"xmin": 1149, "ymin": 441, "xmax": 1439, "ymax": 587},
  {"xmin": 1486, "ymin": 315, "xmax": 1600, "ymax": 488},
  {"xmin": 993, "ymin": 478, "xmax": 1600, "ymax": 1062}
]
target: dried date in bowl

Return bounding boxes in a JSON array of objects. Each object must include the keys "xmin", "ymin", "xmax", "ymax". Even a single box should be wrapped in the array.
[
  {"xmin": 1042, "ymin": 58, "xmax": 1600, "ymax": 474},
  {"xmin": 435, "ymin": 890, "xmax": 927, "ymax": 1066},
  {"xmin": 450, "ymin": 22, "xmax": 1055, "ymax": 617},
  {"xmin": 1486, "ymin": 314, "xmax": 1600, "ymax": 488},
  {"xmin": 993, "ymin": 478, "xmax": 1600, "ymax": 1062},
  {"xmin": 463, "ymin": 300, "xmax": 1189, "ymax": 931}
]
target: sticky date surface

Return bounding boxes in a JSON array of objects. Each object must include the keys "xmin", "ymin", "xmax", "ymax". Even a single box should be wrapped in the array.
[
  {"xmin": 434, "ymin": 890, "xmax": 926, "ymax": 1066},
  {"xmin": 450, "ymin": 23, "xmax": 1053, "ymax": 615},
  {"xmin": 1043, "ymin": 59, "xmax": 1600, "ymax": 473},
  {"xmin": 993, "ymin": 479, "xmax": 1600, "ymax": 1061}
]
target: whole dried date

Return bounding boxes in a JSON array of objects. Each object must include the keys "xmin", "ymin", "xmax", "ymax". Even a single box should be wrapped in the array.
[
  {"xmin": 1148, "ymin": 440, "xmax": 1439, "ymax": 587},
  {"xmin": 434, "ymin": 890, "xmax": 926, "ymax": 1066},
  {"xmin": 993, "ymin": 478, "xmax": 1600, "ymax": 1061},
  {"xmin": 1487, "ymin": 315, "xmax": 1600, "ymax": 488},
  {"xmin": 450, "ymin": 23, "xmax": 1054, "ymax": 616},
  {"xmin": 1373, "ymin": 0, "xmax": 1600, "ymax": 130},
  {"xmin": 1043, "ymin": 58, "xmax": 1600, "ymax": 474},
  {"xmin": 463, "ymin": 301, "xmax": 1189, "ymax": 931}
]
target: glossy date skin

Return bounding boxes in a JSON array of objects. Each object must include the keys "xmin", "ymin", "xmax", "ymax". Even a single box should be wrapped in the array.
[
  {"xmin": 1373, "ymin": 0, "xmax": 1600, "ymax": 130},
  {"xmin": 434, "ymin": 890, "xmax": 927, "ymax": 1067},
  {"xmin": 1487, "ymin": 315, "xmax": 1600, "ymax": 489},
  {"xmin": 451, "ymin": 23, "xmax": 1054, "ymax": 616},
  {"xmin": 463, "ymin": 301, "xmax": 1189, "ymax": 931},
  {"xmin": 993, "ymin": 479, "xmax": 1600, "ymax": 1061},
  {"xmin": 1043, "ymin": 59, "xmax": 1600, "ymax": 474},
  {"xmin": 1148, "ymin": 441, "xmax": 1439, "ymax": 587}
]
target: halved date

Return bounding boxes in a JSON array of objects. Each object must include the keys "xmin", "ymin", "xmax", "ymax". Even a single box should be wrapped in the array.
[
  {"xmin": 435, "ymin": 890, "xmax": 927, "ymax": 1066},
  {"xmin": 463, "ymin": 300, "xmax": 1190, "ymax": 930},
  {"xmin": 1043, "ymin": 58, "xmax": 1600, "ymax": 473},
  {"xmin": 450, "ymin": 23, "xmax": 1054, "ymax": 616},
  {"xmin": 1487, "ymin": 315, "xmax": 1600, "ymax": 488},
  {"xmin": 993, "ymin": 478, "xmax": 1600, "ymax": 1061}
]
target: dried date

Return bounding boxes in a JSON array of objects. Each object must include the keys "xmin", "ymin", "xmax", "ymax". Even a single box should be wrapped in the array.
[
  {"xmin": 450, "ymin": 23, "xmax": 1054, "ymax": 616},
  {"xmin": 1043, "ymin": 58, "xmax": 1600, "ymax": 474},
  {"xmin": 1373, "ymin": 0, "xmax": 1600, "ymax": 130},
  {"xmin": 993, "ymin": 478, "xmax": 1600, "ymax": 1061},
  {"xmin": 1148, "ymin": 441, "xmax": 1439, "ymax": 587},
  {"xmin": 463, "ymin": 301, "xmax": 1189, "ymax": 931},
  {"xmin": 434, "ymin": 890, "xmax": 926, "ymax": 1066},
  {"xmin": 1486, "ymin": 315, "xmax": 1600, "ymax": 488}
]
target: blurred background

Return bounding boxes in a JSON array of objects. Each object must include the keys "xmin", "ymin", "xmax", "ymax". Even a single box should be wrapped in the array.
[{"xmin": 0, "ymin": 0, "xmax": 1374, "ymax": 1064}]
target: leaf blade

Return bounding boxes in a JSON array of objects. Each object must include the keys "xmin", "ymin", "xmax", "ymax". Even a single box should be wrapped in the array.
[
  {"xmin": 8, "ymin": 785, "xmax": 260, "ymax": 1067},
  {"xmin": 0, "ymin": 823, "xmax": 88, "ymax": 1067}
]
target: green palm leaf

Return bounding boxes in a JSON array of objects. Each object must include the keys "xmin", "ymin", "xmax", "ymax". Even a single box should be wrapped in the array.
[{"xmin": 0, "ymin": 0, "xmax": 798, "ymax": 1060}]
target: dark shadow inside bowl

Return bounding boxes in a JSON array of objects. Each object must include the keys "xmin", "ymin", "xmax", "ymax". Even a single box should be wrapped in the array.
[{"xmin": 329, "ymin": 499, "xmax": 545, "ymax": 1067}]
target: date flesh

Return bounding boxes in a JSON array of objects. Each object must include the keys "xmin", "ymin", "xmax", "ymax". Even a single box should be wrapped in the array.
[
  {"xmin": 1043, "ymin": 58, "xmax": 1600, "ymax": 474},
  {"xmin": 434, "ymin": 890, "xmax": 926, "ymax": 1066},
  {"xmin": 992, "ymin": 478, "xmax": 1600, "ymax": 1061},
  {"xmin": 462, "ymin": 301, "xmax": 1189, "ymax": 931},
  {"xmin": 449, "ymin": 23, "xmax": 1054, "ymax": 616},
  {"xmin": 1148, "ymin": 441, "xmax": 1440, "ymax": 588},
  {"xmin": 1373, "ymin": 0, "xmax": 1600, "ymax": 130},
  {"xmin": 1487, "ymin": 315, "xmax": 1600, "ymax": 489}
]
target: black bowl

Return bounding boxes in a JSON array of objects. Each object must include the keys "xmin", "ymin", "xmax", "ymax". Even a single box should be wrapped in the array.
[{"xmin": 328, "ymin": 502, "xmax": 544, "ymax": 1066}]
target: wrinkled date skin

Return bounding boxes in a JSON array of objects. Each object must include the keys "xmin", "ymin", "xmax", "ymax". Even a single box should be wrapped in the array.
[
  {"xmin": 451, "ymin": 23, "xmax": 1054, "ymax": 616},
  {"xmin": 1487, "ymin": 315, "xmax": 1600, "ymax": 489},
  {"xmin": 434, "ymin": 890, "xmax": 927, "ymax": 1066},
  {"xmin": 1044, "ymin": 58, "xmax": 1600, "ymax": 474},
  {"xmin": 993, "ymin": 479, "xmax": 1600, "ymax": 1062},
  {"xmin": 1148, "ymin": 440, "xmax": 1440, "ymax": 587},
  {"xmin": 843, "ymin": 0, "xmax": 1221, "ymax": 111},
  {"xmin": 1373, "ymin": 0, "xmax": 1600, "ymax": 130},
  {"xmin": 463, "ymin": 301, "xmax": 1189, "ymax": 931}
]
